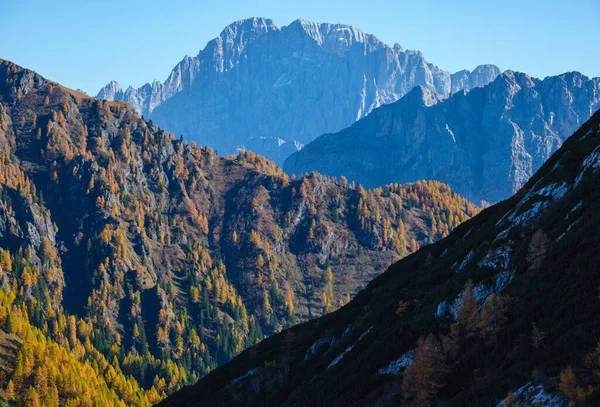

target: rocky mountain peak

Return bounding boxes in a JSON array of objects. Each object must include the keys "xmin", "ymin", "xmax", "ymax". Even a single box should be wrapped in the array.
[
  {"xmin": 403, "ymin": 85, "xmax": 443, "ymax": 107},
  {"xmin": 473, "ymin": 63, "xmax": 501, "ymax": 74},
  {"xmin": 450, "ymin": 64, "xmax": 502, "ymax": 94},
  {"xmin": 203, "ymin": 17, "xmax": 279, "ymax": 72},
  {"xmin": 96, "ymin": 79, "xmax": 123, "ymax": 100},
  {"xmin": 286, "ymin": 19, "xmax": 385, "ymax": 55},
  {"xmin": 219, "ymin": 17, "xmax": 279, "ymax": 39}
]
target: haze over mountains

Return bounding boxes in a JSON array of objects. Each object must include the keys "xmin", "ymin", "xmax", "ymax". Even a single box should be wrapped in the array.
[
  {"xmin": 285, "ymin": 70, "xmax": 600, "ymax": 203},
  {"xmin": 96, "ymin": 17, "xmax": 500, "ymax": 165}
]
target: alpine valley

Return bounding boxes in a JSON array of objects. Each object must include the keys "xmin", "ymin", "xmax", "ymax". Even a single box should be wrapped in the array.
[
  {"xmin": 1, "ymin": 10, "xmax": 599, "ymax": 407},
  {"xmin": 161, "ymin": 94, "xmax": 600, "ymax": 407},
  {"xmin": 0, "ymin": 59, "xmax": 476, "ymax": 406}
]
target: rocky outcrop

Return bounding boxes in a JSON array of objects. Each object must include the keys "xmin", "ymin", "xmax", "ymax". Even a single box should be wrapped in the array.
[
  {"xmin": 450, "ymin": 64, "xmax": 501, "ymax": 93},
  {"xmin": 284, "ymin": 71, "xmax": 600, "ymax": 203},
  {"xmin": 96, "ymin": 80, "xmax": 122, "ymax": 101},
  {"xmin": 97, "ymin": 17, "xmax": 499, "ymax": 164}
]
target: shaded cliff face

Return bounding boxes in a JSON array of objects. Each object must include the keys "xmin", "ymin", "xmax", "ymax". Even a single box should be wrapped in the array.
[
  {"xmin": 285, "ymin": 71, "xmax": 600, "ymax": 204},
  {"xmin": 0, "ymin": 59, "xmax": 476, "ymax": 400},
  {"xmin": 96, "ymin": 17, "xmax": 500, "ymax": 165},
  {"xmin": 160, "ymin": 101, "xmax": 600, "ymax": 407}
]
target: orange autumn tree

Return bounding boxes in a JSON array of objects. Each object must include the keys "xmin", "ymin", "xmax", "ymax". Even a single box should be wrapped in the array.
[{"xmin": 401, "ymin": 334, "xmax": 447, "ymax": 407}]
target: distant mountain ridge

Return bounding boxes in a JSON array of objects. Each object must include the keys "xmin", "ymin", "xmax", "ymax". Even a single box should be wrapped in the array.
[
  {"xmin": 96, "ymin": 17, "xmax": 500, "ymax": 164},
  {"xmin": 284, "ymin": 70, "xmax": 600, "ymax": 203}
]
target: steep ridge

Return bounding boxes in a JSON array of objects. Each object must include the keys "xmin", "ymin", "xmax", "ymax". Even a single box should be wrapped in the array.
[
  {"xmin": 161, "ymin": 108, "xmax": 600, "ymax": 406},
  {"xmin": 285, "ymin": 71, "xmax": 600, "ymax": 204},
  {"xmin": 0, "ymin": 59, "xmax": 476, "ymax": 404},
  {"xmin": 97, "ymin": 18, "xmax": 499, "ymax": 164}
]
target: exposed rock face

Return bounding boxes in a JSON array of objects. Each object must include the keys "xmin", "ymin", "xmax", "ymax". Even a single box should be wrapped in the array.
[
  {"xmin": 96, "ymin": 17, "xmax": 499, "ymax": 164},
  {"xmin": 96, "ymin": 80, "xmax": 122, "ymax": 101},
  {"xmin": 450, "ymin": 64, "xmax": 501, "ymax": 94},
  {"xmin": 96, "ymin": 54, "xmax": 202, "ymax": 117},
  {"xmin": 284, "ymin": 71, "xmax": 600, "ymax": 203}
]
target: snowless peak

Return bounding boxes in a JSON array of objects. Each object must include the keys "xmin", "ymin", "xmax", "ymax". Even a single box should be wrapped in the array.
[
  {"xmin": 219, "ymin": 17, "xmax": 279, "ymax": 39},
  {"xmin": 404, "ymin": 85, "xmax": 442, "ymax": 107},
  {"xmin": 286, "ymin": 19, "xmax": 385, "ymax": 55},
  {"xmin": 107, "ymin": 79, "xmax": 121, "ymax": 89},
  {"xmin": 96, "ymin": 80, "xmax": 122, "ymax": 100},
  {"xmin": 555, "ymin": 70, "xmax": 591, "ymax": 85},
  {"xmin": 487, "ymin": 70, "xmax": 522, "ymax": 92},
  {"xmin": 513, "ymin": 71, "xmax": 536, "ymax": 87},
  {"xmin": 499, "ymin": 69, "xmax": 531, "ymax": 84},
  {"xmin": 210, "ymin": 17, "xmax": 279, "ymax": 70},
  {"xmin": 489, "ymin": 71, "xmax": 539, "ymax": 95},
  {"xmin": 450, "ymin": 64, "xmax": 502, "ymax": 93},
  {"xmin": 473, "ymin": 64, "xmax": 501, "ymax": 76}
]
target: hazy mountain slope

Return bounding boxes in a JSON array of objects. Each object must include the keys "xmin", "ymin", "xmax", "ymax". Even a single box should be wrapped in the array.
[
  {"xmin": 284, "ymin": 71, "xmax": 600, "ymax": 204},
  {"xmin": 0, "ymin": 59, "xmax": 476, "ymax": 403},
  {"xmin": 161, "ymin": 107, "xmax": 600, "ymax": 406},
  {"xmin": 97, "ymin": 18, "xmax": 499, "ymax": 164}
]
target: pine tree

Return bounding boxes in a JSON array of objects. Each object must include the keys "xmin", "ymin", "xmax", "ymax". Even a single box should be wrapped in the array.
[
  {"xmin": 527, "ymin": 229, "xmax": 548, "ymax": 270},
  {"xmin": 402, "ymin": 334, "xmax": 446, "ymax": 407},
  {"xmin": 558, "ymin": 367, "xmax": 583, "ymax": 401},
  {"xmin": 504, "ymin": 391, "xmax": 516, "ymax": 407},
  {"xmin": 5, "ymin": 380, "xmax": 15, "ymax": 401},
  {"xmin": 477, "ymin": 294, "xmax": 508, "ymax": 346},
  {"xmin": 456, "ymin": 280, "xmax": 478, "ymax": 339},
  {"xmin": 256, "ymin": 254, "xmax": 265, "ymax": 270},
  {"xmin": 307, "ymin": 219, "xmax": 316, "ymax": 240},
  {"xmin": 339, "ymin": 176, "xmax": 348, "ymax": 187},
  {"xmin": 25, "ymin": 386, "xmax": 42, "ymax": 407}
]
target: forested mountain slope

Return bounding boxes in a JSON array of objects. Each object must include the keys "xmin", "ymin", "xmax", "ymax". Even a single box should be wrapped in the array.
[
  {"xmin": 0, "ymin": 59, "xmax": 476, "ymax": 405},
  {"xmin": 162, "ymin": 107, "xmax": 600, "ymax": 406}
]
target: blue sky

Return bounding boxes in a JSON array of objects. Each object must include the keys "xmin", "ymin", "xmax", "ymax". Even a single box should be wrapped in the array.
[{"xmin": 2, "ymin": 0, "xmax": 599, "ymax": 95}]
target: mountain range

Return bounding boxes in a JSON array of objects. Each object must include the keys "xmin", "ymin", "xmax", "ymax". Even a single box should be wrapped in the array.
[
  {"xmin": 160, "ymin": 90, "xmax": 600, "ymax": 407},
  {"xmin": 96, "ymin": 17, "xmax": 500, "ymax": 165},
  {"xmin": 285, "ymin": 70, "xmax": 600, "ymax": 204},
  {"xmin": 2, "ymin": 14, "xmax": 599, "ymax": 407},
  {"xmin": 0, "ymin": 59, "xmax": 476, "ymax": 405}
]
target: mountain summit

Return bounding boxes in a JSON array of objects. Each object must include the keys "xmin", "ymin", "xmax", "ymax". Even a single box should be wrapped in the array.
[{"xmin": 96, "ymin": 18, "xmax": 500, "ymax": 164}]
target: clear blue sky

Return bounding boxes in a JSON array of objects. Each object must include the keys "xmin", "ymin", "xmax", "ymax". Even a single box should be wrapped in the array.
[{"xmin": 2, "ymin": 0, "xmax": 599, "ymax": 95}]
